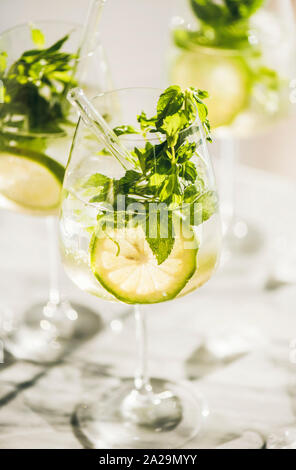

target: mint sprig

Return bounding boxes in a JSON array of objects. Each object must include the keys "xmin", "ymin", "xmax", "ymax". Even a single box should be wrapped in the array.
[
  {"xmin": 0, "ymin": 27, "xmax": 77, "ymax": 142},
  {"xmin": 83, "ymin": 86, "xmax": 217, "ymax": 265},
  {"xmin": 189, "ymin": 0, "xmax": 264, "ymax": 46},
  {"xmin": 190, "ymin": 0, "xmax": 264, "ymax": 29},
  {"xmin": 173, "ymin": 1, "xmax": 281, "ymax": 118}
]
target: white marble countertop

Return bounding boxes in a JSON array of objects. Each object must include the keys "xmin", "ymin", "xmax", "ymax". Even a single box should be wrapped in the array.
[{"xmin": 0, "ymin": 165, "xmax": 296, "ymax": 449}]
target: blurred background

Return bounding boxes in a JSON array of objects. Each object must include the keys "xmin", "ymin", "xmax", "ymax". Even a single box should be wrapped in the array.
[{"xmin": 2, "ymin": 0, "xmax": 296, "ymax": 180}]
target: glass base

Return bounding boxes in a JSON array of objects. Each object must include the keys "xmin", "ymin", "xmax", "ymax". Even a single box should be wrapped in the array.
[
  {"xmin": 6, "ymin": 300, "xmax": 102, "ymax": 362},
  {"xmin": 224, "ymin": 218, "xmax": 263, "ymax": 256},
  {"xmin": 267, "ymin": 427, "xmax": 296, "ymax": 449},
  {"xmin": 74, "ymin": 378, "xmax": 208, "ymax": 449}
]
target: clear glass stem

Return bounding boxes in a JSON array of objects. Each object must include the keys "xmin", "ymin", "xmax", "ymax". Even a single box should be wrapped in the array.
[
  {"xmin": 134, "ymin": 305, "xmax": 151, "ymax": 393},
  {"xmin": 120, "ymin": 305, "xmax": 183, "ymax": 430},
  {"xmin": 46, "ymin": 217, "xmax": 61, "ymax": 305}
]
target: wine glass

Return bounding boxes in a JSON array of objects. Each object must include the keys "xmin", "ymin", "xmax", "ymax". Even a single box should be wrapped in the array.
[
  {"xmin": 169, "ymin": 0, "xmax": 296, "ymax": 254},
  {"xmin": 59, "ymin": 87, "xmax": 222, "ymax": 448},
  {"xmin": 0, "ymin": 20, "xmax": 112, "ymax": 361}
]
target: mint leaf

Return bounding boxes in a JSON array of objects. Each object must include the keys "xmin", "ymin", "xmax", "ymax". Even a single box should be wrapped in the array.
[
  {"xmin": 190, "ymin": 0, "xmax": 228, "ymax": 27},
  {"xmin": 159, "ymin": 174, "xmax": 179, "ymax": 202},
  {"xmin": 184, "ymin": 184, "xmax": 200, "ymax": 203},
  {"xmin": 147, "ymin": 236, "xmax": 175, "ymax": 265},
  {"xmin": 184, "ymin": 88, "xmax": 211, "ymax": 140},
  {"xmin": 156, "ymin": 86, "xmax": 184, "ymax": 120},
  {"xmin": 190, "ymin": 0, "xmax": 264, "ymax": 27},
  {"xmin": 183, "ymin": 161, "xmax": 198, "ymax": 182},
  {"xmin": 178, "ymin": 190, "xmax": 218, "ymax": 227},
  {"xmin": 196, "ymin": 190, "xmax": 218, "ymax": 223},
  {"xmin": 133, "ymin": 146, "xmax": 147, "ymax": 173},
  {"xmin": 113, "ymin": 125, "xmax": 139, "ymax": 136},
  {"xmin": 161, "ymin": 113, "xmax": 186, "ymax": 147},
  {"xmin": 0, "ymin": 83, "xmax": 4, "ymax": 104},
  {"xmin": 133, "ymin": 141, "xmax": 158, "ymax": 175},
  {"xmin": 83, "ymin": 173, "xmax": 111, "ymax": 189},
  {"xmin": 82, "ymin": 173, "xmax": 115, "ymax": 204},
  {"xmin": 225, "ymin": 0, "xmax": 264, "ymax": 21},
  {"xmin": 137, "ymin": 111, "xmax": 157, "ymax": 132},
  {"xmin": 146, "ymin": 212, "xmax": 175, "ymax": 265},
  {"xmin": 30, "ymin": 25, "xmax": 45, "ymax": 48},
  {"xmin": 0, "ymin": 52, "xmax": 7, "ymax": 73},
  {"xmin": 118, "ymin": 170, "xmax": 142, "ymax": 193},
  {"xmin": 176, "ymin": 142, "xmax": 197, "ymax": 162},
  {"xmin": 149, "ymin": 173, "xmax": 166, "ymax": 187}
]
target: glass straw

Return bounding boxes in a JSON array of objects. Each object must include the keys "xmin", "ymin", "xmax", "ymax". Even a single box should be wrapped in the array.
[
  {"xmin": 75, "ymin": 0, "xmax": 107, "ymax": 83},
  {"xmin": 67, "ymin": 87, "xmax": 134, "ymax": 170}
]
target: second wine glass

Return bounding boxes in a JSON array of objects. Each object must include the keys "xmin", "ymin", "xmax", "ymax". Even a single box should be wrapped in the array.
[
  {"xmin": 169, "ymin": 0, "xmax": 296, "ymax": 254},
  {"xmin": 0, "ymin": 20, "xmax": 112, "ymax": 361}
]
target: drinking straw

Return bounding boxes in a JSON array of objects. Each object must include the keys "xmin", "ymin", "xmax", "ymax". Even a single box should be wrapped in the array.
[
  {"xmin": 75, "ymin": 0, "xmax": 107, "ymax": 83},
  {"xmin": 67, "ymin": 87, "xmax": 134, "ymax": 171}
]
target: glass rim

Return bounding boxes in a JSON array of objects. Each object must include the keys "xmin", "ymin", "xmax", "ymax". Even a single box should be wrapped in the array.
[
  {"xmin": 66, "ymin": 187, "xmax": 214, "ymax": 215},
  {"xmin": 89, "ymin": 86, "xmax": 201, "ymax": 142},
  {"xmin": 0, "ymin": 19, "xmax": 81, "ymax": 39},
  {"xmin": 174, "ymin": 34, "xmax": 254, "ymax": 57},
  {"xmin": 0, "ymin": 19, "xmax": 101, "ymax": 60}
]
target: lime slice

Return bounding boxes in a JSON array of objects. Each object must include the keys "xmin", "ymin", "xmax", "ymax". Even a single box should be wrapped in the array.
[
  {"xmin": 180, "ymin": 251, "xmax": 219, "ymax": 297},
  {"xmin": 171, "ymin": 50, "xmax": 251, "ymax": 128},
  {"xmin": 90, "ymin": 225, "xmax": 198, "ymax": 304},
  {"xmin": 0, "ymin": 146, "xmax": 65, "ymax": 213}
]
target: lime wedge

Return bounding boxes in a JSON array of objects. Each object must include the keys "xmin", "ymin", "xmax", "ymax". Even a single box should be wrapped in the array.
[
  {"xmin": 0, "ymin": 146, "xmax": 65, "ymax": 213},
  {"xmin": 90, "ymin": 225, "xmax": 198, "ymax": 304},
  {"xmin": 171, "ymin": 50, "xmax": 251, "ymax": 128}
]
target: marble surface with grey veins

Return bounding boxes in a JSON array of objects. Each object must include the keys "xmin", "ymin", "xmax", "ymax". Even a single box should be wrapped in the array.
[{"xmin": 0, "ymin": 166, "xmax": 296, "ymax": 449}]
